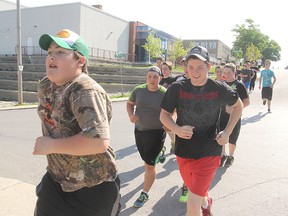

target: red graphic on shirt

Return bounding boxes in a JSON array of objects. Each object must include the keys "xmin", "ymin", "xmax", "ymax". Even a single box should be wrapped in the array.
[
  {"xmin": 179, "ymin": 88, "xmax": 219, "ymax": 101},
  {"xmin": 44, "ymin": 98, "xmax": 56, "ymax": 127}
]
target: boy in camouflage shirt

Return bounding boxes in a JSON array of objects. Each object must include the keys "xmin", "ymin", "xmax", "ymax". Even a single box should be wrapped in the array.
[{"xmin": 33, "ymin": 29, "xmax": 120, "ymax": 216}]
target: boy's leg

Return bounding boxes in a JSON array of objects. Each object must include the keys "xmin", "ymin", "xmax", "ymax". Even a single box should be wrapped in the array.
[
  {"xmin": 71, "ymin": 177, "xmax": 120, "ymax": 216},
  {"xmin": 186, "ymin": 191, "xmax": 203, "ymax": 216},
  {"xmin": 177, "ymin": 156, "xmax": 220, "ymax": 215},
  {"xmin": 34, "ymin": 172, "xmax": 121, "ymax": 216},
  {"xmin": 34, "ymin": 172, "xmax": 76, "ymax": 216},
  {"xmin": 143, "ymin": 163, "xmax": 156, "ymax": 193},
  {"xmin": 267, "ymin": 100, "xmax": 271, "ymax": 111}
]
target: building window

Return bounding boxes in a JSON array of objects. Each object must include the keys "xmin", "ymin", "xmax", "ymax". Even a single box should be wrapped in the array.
[
  {"xmin": 200, "ymin": 42, "xmax": 207, "ymax": 48},
  {"xmin": 209, "ymin": 42, "xmax": 216, "ymax": 49}
]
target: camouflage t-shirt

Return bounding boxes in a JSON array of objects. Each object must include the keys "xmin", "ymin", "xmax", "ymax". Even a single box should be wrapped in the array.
[{"xmin": 37, "ymin": 73, "xmax": 117, "ymax": 192}]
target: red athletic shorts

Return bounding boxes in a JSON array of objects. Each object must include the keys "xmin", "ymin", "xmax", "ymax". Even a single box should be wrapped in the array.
[{"xmin": 177, "ymin": 156, "xmax": 220, "ymax": 197}]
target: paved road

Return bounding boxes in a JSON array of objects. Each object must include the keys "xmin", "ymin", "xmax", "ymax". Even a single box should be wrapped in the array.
[{"xmin": 0, "ymin": 70, "xmax": 288, "ymax": 216}]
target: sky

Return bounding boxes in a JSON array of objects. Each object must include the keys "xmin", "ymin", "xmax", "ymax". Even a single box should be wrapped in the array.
[{"xmin": 8, "ymin": 0, "xmax": 288, "ymax": 68}]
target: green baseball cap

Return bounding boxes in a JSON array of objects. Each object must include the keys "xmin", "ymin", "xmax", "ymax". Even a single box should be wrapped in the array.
[{"xmin": 39, "ymin": 29, "xmax": 89, "ymax": 60}]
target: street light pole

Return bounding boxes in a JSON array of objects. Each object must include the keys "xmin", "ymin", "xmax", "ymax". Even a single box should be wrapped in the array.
[{"xmin": 17, "ymin": 0, "xmax": 23, "ymax": 104}]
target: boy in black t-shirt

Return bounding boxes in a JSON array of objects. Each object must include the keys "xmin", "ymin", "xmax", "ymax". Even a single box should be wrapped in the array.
[
  {"xmin": 219, "ymin": 63, "xmax": 250, "ymax": 167},
  {"xmin": 160, "ymin": 46, "xmax": 243, "ymax": 216}
]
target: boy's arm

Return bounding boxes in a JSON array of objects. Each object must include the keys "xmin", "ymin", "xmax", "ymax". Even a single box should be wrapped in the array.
[
  {"xmin": 271, "ymin": 75, "xmax": 276, "ymax": 87},
  {"xmin": 216, "ymin": 98, "xmax": 243, "ymax": 145},
  {"xmin": 160, "ymin": 109, "xmax": 178, "ymax": 132},
  {"xmin": 242, "ymin": 97, "xmax": 250, "ymax": 108},
  {"xmin": 160, "ymin": 109, "xmax": 193, "ymax": 139},
  {"xmin": 259, "ymin": 74, "xmax": 262, "ymax": 89},
  {"xmin": 33, "ymin": 134, "xmax": 109, "ymax": 156},
  {"xmin": 126, "ymin": 100, "xmax": 138, "ymax": 123}
]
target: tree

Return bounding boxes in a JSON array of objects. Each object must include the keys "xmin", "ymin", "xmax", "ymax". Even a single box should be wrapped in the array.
[
  {"xmin": 246, "ymin": 43, "xmax": 262, "ymax": 61},
  {"xmin": 185, "ymin": 41, "xmax": 194, "ymax": 53},
  {"xmin": 261, "ymin": 40, "xmax": 281, "ymax": 61},
  {"xmin": 231, "ymin": 49, "xmax": 243, "ymax": 63},
  {"xmin": 142, "ymin": 32, "xmax": 162, "ymax": 63},
  {"xmin": 167, "ymin": 38, "xmax": 186, "ymax": 66},
  {"xmin": 232, "ymin": 19, "xmax": 281, "ymax": 62}
]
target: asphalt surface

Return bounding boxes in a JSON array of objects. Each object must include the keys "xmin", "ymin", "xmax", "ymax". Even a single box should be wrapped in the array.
[{"xmin": 0, "ymin": 70, "xmax": 288, "ymax": 216}]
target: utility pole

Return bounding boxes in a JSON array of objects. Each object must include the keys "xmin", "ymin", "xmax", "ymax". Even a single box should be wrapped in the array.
[{"xmin": 17, "ymin": 0, "xmax": 23, "ymax": 104}]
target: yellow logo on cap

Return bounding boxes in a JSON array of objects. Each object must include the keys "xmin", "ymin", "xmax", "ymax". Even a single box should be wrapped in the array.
[{"xmin": 56, "ymin": 30, "xmax": 70, "ymax": 38}]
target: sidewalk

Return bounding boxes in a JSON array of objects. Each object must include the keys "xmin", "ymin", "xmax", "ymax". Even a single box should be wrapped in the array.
[
  {"xmin": 0, "ymin": 101, "xmax": 37, "ymax": 111},
  {"xmin": 0, "ymin": 177, "xmax": 36, "ymax": 216}
]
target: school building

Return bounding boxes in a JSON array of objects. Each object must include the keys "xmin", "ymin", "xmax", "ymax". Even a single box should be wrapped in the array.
[{"xmin": 0, "ymin": 1, "xmax": 231, "ymax": 63}]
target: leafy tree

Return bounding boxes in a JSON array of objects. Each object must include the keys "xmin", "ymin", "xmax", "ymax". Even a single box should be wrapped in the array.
[
  {"xmin": 142, "ymin": 32, "xmax": 162, "ymax": 63},
  {"xmin": 232, "ymin": 19, "xmax": 281, "ymax": 62},
  {"xmin": 231, "ymin": 49, "xmax": 243, "ymax": 63},
  {"xmin": 185, "ymin": 41, "xmax": 194, "ymax": 53},
  {"xmin": 167, "ymin": 38, "xmax": 186, "ymax": 66},
  {"xmin": 246, "ymin": 43, "xmax": 262, "ymax": 61},
  {"xmin": 261, "ymin": 40, "xmax": 281, "ymax": 61}
]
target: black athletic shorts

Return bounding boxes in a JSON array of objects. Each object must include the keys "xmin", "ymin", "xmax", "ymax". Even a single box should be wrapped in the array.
[
  {"xmin": 220, "ymin": 117, "xmax": 241, "ymax": 145},
  {"xmin": 34, "ymin": 172, "xmax": 121, "ymax": 216},
  {"xmin": 262, "ymin": 87, "xmax": 273, "ymax": 101},
  {"xmin": 134, "ymin": 128, "xmax": 166, "ymax": 166}
]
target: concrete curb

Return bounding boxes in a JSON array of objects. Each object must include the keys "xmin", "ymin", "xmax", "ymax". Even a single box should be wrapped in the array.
[{"xmin": 0, "ymin": 97, "xmax": 129, "ymax": 111}]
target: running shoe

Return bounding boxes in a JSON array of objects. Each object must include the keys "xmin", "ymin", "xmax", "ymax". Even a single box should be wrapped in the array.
[
  {"xmin": 170, "ymin": 142, "xmax": 175, "ymax": 154},
  {"xmin": 224, "ymin": 156, "xmax": 234, "ymax": 167},
  {"xmin": 155, "ymin": 146, "xmax": 166, "ymax": 164},
  {"xmin": 202, "ymin": 197, "xmax": 213, "ymax": 216},
  {"xmin": 219, "ymin": 154, "xmax": 227, "ymax": 167},
  {"xmin": 133, "ymin": 192, "xmax": 149, "ymax": 208},
  {"xmin": 263, "ymin": 100, "xmax": 266, "ymax": 105},
  {"xmin": 179, "ymin": 185, "xmax": 189, "ymax": 203}
]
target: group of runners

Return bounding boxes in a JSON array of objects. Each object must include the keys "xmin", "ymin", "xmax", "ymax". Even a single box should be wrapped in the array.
[{"xmin": 33, "ymin": 28, "xmax": 276, "ymax": 216}]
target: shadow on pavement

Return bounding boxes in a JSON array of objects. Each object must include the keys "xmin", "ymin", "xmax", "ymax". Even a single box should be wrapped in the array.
[
  {"xmin": 241, "ymin": 111, "xmax": 268, "ymax": 125},
  {"xmin": 150, "ymin": 186, "xmax": 186, "ymax": 216},
  {"xmin": 119, "ymin": 183, "xmax": 143, "ymax": 215},
  {"xmin": 156, "ymin": 156, "xmax": 178, "ymax": 179},
  {"xmin": 119, "ymin": 166, "xmax": 144, "ymax": 187},
  {"xmin": 210, "ymin": 166, "xmax": 228, "ymax": 190},
  {"xmin": 115, "ymin": 144, "xmax": 138, "ymax": 160}
]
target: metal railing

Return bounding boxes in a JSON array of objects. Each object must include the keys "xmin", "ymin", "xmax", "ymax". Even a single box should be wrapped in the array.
[{"xmin": 20, "ymin": 46, "xmax": 136, "ymax": 62}]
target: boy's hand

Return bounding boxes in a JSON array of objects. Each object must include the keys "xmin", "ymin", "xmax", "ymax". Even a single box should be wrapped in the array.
[
  {"xmin": 175, "ymin": 125, "xmax": 194, "ymax": 139},
  {"xmin": 129, "ymin": 114, "xmax": 138, "ymax": 123},
  {"xmin": 33, "ymin": 136, "xmax": 53, "ymax": 155},
  {"xmin": 215, "ymin": 131, "xmax": 229, "ymax": 145}
]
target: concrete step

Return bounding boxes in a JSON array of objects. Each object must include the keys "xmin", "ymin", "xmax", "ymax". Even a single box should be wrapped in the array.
[
  {"xmin": 0, "ymin": 83, "xmax": 136, "ymax": 103},
  {"xmin": 0, "ymin": 71, "xmax": 146, "ymax": 84}
]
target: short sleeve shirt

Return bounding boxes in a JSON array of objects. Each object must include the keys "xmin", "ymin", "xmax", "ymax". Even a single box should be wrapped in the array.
[
  {"xmin": 221, "ymin": 80, "xmax": 248, "ymax": 120},
  {"xmin": 241, "ymin": 69, "xmax": 253, "ymax": 83},
  {"xmin": 261, "ymin": 69, "xmax": 275, "ymax": 87},
  {"xmin": 129, "ymin": 84, "xmax": 166, "ymax": 131},
  {"xmin": 159, "ymin": 77, "xmax": 176, "ymax": 89},
  {"xmin": 37, "ymin": 73, "xmax": 117, "ymax": 192},
  {"xmin": 161, "ymin": 79, "xmax": 238, "ymax": 159}
]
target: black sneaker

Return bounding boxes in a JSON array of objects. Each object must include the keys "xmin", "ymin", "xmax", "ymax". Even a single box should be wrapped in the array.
[
  {"xmin": 263, "ymin": 100, "xmax": 266, "ymax": 105},
  {"xmin": 268, "ymin": 109, "xmax": 271, "ymax": 112},
  {"xmin": 224, "ymin": 156, "xmax": 234, "ymax": 167},
  {"xmin": 219, "ymin": 154, "xmax": 227, "ymax": 167}
]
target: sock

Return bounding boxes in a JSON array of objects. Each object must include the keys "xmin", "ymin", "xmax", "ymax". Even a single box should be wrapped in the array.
[{"xmin": 202, "ymin": 198, "xmax": 208, "ymax": 209}]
